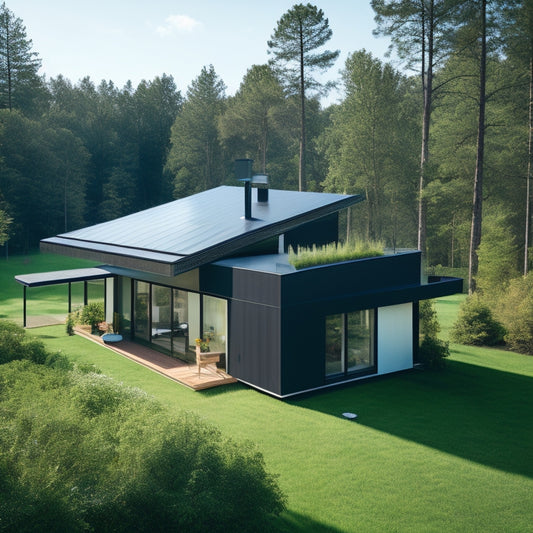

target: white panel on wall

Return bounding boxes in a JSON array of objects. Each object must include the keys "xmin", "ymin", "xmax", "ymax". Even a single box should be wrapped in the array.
[
  {"xmin": 105, "ymin": 278, "xmax": 114, "ymax": 323},
  {"xmin": 377, "ymin": 303, "xmax": 413, "ymax": 375}
]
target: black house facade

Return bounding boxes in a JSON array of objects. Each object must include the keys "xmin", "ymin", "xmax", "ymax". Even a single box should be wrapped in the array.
[{"xmin": 19, "ymin": 185, "xmax": 462, "ymax": 398}]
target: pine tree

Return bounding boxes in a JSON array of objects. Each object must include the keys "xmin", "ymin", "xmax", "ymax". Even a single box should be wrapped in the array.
[
  {"xmin": 166, "ymin": 65, "xmax": 226, "ymax": 197},
  {"xmin": 0, "ymin": 2, "xmax": 42, "ymax": 113},
  {"xmin": 267, "ymin": 3, "xmax": 339, "ymax": 191}
]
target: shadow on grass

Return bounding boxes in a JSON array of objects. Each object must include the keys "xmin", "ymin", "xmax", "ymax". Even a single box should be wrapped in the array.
[
  {"xmin": 270, "ymin": 510, "xmax": 342, "ymax": 533},
  {"xmin": 291, "ymin": 359, "xmax": 533, "ymax": 478}
]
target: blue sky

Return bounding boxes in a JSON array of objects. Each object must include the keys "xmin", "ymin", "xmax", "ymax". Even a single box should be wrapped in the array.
[{"xmin": 8, "ymin": 0, "xmax": 397, "ymax": 106}]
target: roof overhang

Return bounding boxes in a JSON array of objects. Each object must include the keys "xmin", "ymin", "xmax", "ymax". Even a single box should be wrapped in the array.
[
  {"xmin": 40, "ymin": 186, "xmax": 364, "ymax": 277},
  {"xmin": 15, "ymin": 267, "xmax": 114, "ymax": 288}
]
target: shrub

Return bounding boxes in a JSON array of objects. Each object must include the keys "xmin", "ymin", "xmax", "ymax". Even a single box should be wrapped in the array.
[
  {"xmin": 289, "ymin": 240, "xmax": 384, "ymax": 269},
  {"xmin": 497, "ymin": 274, "xmax": 533, "ymax": 354},
  {"xmin": 70, "ymin": 371, "xmax": 149, "ymax": 417},
  {"xmin": 0, "ymin": 362, "xmax": 287, "ymax": 532},
  {"xmin": 45, "ymin": 351, "xmax": 74, "ymax": 371},
  {"xmin": 419, "ymin": 299, "xmax": 440, "ymax": 338},
  {"xmin": 0, "ymin": 320, "xmax": 47, "ymax": 365},
  {"xmin": 419, "ymin": 335, "xmax": 450, "ymax": 369},
  {"xmin": 451, "ymin": 296, "xmax": 506, "ymax": 346},
  {"xmin": 80, "ymin": 302, "xmax": 105, "ymax": 334},
  {"xmin": 66, "ymin": 312, "xmax": 76, "ymax": 336}
]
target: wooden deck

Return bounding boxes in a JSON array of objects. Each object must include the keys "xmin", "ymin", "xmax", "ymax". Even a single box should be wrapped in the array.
[{"xmin": 74, "ymin": 328, "xmax": 238, "ymax": 391}]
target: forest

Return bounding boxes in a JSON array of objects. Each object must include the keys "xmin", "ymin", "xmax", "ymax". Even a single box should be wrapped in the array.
[{"xmin": 0, "ymin": 1, "xmax": 531, "ymax": 294}]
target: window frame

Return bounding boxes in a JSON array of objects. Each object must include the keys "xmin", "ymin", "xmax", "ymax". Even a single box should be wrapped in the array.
[{"xmin": 325, "ymin": 308, "xmax": 377, "ymax": 381}]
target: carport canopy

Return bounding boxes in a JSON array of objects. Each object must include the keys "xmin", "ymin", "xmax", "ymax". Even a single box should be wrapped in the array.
[
  {"xmin": 15, "ymin": 267, "xmax": 113, "ymax": 327},
  {"xmin": 15, "ymin": 267, "xmax": 113, "ymax": 287}
]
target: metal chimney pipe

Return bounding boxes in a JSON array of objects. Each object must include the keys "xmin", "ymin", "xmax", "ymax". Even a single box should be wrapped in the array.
[
  {"xmin": 235, "ymin": 159, "xmax": 254, "ymax": 220},
  {"xmin": 244, "ymin": 180, "xmax": 252, "ymax": 219},
  {"xmin": 253, "ymin": 174, "xmax": 269, "ymax": 203}
]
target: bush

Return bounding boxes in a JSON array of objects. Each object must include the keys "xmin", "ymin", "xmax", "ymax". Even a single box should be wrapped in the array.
[
  {"xmin": 45, "ymin": 351, "xmax": 74, "ymax": 371},
  {"xmin": 0, "ymin": 320, "xmax": 47, "ymax": 365},
  {"xmin": 419, "ymin": 299, "xmax": 440, "ymax": 338},
  {"xmin": 451, "ymin": 297, "xmax": 506, "ymax": 346},
  {"xmin": 497, "ymin": 274, "xmax": 533, "ymax": 354},
  {"xmin": 66, "ymin": 312, "xmax": 76, "ymax": 336},
  {"xmin": 80, "ymin": 302, "xmax": 105, "ymax": 334},
  {"xmin": 0, "ymin": 361, "xmax": 286, "ymax": 532},
  {"xmin": 419, "ymin": 335, "xmax": 450, "ymax": 369}
]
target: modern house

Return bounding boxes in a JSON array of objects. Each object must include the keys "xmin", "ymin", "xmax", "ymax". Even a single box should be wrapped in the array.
[{"xmin": 17, "ymin": 179, "xmax": 462, "ymax": 398}]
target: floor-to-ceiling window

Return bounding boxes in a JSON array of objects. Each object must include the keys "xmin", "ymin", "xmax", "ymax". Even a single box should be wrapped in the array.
[
  {"xmin": 325, "ymin": 309, "xmax": 376, "ymax": 379},
  {"xmin": 132, "ymin": 280, "xmax": 227, "ymax": 366},
  {"xmin": 134, "ymin": 281, "xmax": 150, "ymax": 342},
  {"xmin": 173, "ymin": 289, "xmax": 200, "ymax": 363},
  {"xmin": 151, "ymin": 284, "xmax": 172, "ymax": 354},
  {"xmin": 203, "ymin": 295, "xmax": 228, "ymax": 371}
]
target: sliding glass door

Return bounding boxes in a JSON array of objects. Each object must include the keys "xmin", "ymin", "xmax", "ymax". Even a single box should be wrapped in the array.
[
  {"xmin": 151, "ymin": 285, "xmax": 172, "ymax": 354},
  {"xmin": 134, "ymin": 281, "xmax": 150, "ymax": 342},
  {"xmin": 132, "ymin": 280, "xmax": 227, "ymax": 366}
]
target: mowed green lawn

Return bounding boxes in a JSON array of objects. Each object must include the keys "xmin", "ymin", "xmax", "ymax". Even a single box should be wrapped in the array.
[{"xmin": 2, "ymin": 254, "xmax": 533, "ymax": 532}]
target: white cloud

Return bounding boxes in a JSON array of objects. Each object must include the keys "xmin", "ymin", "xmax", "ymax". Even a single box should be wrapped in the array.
[{"xmin": 156, "ymin": 14, "xmax": 202, "ymax": 37}]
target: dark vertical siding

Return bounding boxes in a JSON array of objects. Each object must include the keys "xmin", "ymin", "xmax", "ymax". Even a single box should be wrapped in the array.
[
  {"xmin": 280, "ymin": 307, "xmax": 325, "ymax": 396},
  {"xmin": 229, "ymin": 301, "xmax": 281, "ymax": 395},
  {"xmin": 224, "ymin": 267, "xmax": 283, "ymax": 394}
]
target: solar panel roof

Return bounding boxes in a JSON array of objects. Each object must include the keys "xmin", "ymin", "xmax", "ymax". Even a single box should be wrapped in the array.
[{"xmin": 41, "ymin": 186, "xmax": 363, "ymax": 276}]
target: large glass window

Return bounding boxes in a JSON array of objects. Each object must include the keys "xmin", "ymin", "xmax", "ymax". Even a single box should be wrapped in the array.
[
  {"xmin": 173, "ymin": 289, "xmax": 200, "ymax": 362},
  {"xmin": 132, "ymin": 281, "xmax": 227, "ymax": 366},
  {"xmin": 325, "ymin": 314, "xmax": 344, "ymax": 376},
  {"xmin": 134, "ymin": 281, "xmax": 150, "ymax": 342},
  {"xmin": 152, "ymin": 285, "xmax": 172, "ymax": 354},
  {"xmin": 202, "ymin": 295, "xmax": 228, "ymax": 370},
  {"xmin": 346, "ymin": 310, "xmax": 374, "ymax": 372},
  {"xmin": 325, "ymin": 310, "xmax": 375, "ymax": 378},
  {"xmin": 86, "ymin": 279, "xmax": 105, "ymax": 303}
]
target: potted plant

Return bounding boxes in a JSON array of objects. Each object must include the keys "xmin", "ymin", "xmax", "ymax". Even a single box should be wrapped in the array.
[{"xmin": 80, "ymin": 302, "xmax": 105, "ymax": 335}]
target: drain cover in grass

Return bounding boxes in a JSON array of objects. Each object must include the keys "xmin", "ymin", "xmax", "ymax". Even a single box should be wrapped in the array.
[{"xmin": 342, "ymin": 412, "xmax": 358, "ymax": 420}]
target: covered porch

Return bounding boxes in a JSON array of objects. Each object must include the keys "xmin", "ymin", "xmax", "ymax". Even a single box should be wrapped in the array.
[
  {"xmin": 14, "ymin": 267, "xmax": 113, "ymax": 328},
  {"xmin": 15, "ymin": 267, "xmax": 237, "ymax": 391}
]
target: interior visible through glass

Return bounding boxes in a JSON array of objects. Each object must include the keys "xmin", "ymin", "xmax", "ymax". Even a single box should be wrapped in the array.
[{"xmin": 325, "ymin": 310, "xmax": 375, "ymax": 378}]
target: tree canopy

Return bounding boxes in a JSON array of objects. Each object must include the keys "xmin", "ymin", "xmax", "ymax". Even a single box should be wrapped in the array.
[
  {"xmin": 0, "ymin": 2, "xmax": 43, "ymax": 114},
  {"xmin": 0, "ymin": 1, "xmax": 531, "ymax": 297}
]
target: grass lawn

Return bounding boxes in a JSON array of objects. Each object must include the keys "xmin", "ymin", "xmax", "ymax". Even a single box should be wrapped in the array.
[{"xmin": 2, "ymin": 255, "xmax": 533, "ymax": 532}]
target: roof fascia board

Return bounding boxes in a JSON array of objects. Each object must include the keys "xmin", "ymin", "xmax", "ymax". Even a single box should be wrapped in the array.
[
  {"xmin": 14, "ymin": 267, "xmax": 114, "ymax": 287},
  {"xmin": 40, "ymin": 240, "xmax": 176, "ymax": 277}
]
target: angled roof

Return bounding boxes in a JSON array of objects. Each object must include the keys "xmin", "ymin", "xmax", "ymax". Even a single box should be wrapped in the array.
[{"xmin": 41, "ymin": 186, "xmax": 363, "ymax": 276}]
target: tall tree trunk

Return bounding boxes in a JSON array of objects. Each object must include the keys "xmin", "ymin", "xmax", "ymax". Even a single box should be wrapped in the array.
[
  {"xmin": 6, "ymin": 22, "xmax": 12, "ymax": 111},
  {"xmin": 525, "ymin": 52, "xmax": 533, "ymax": 276},
  {"xmin": 261, "ymin": 117, "xmax": 268, "ymax": 174},
  {"xmin": 418, "ymin": 0, "xmax": 433, "ymax": 261},
  {"xmin": 299, "ymin": 19, "xmax": 306, "ymax": 192},
  {"xmin": 468, "ymin": 0, "xmax": 487, "ymax": 294}
]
